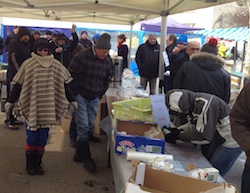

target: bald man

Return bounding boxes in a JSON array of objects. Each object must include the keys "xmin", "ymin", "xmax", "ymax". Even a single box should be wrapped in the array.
[{"xmin": 173, "ymin": 40, "xmax": 230, "ymax": 104}]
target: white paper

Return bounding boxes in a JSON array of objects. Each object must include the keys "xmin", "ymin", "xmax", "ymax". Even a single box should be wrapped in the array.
[
  {"xmin": 163, "ymin": 51, "xmax": 170, "ymax": 67},
  {"xmin": 150, "ymin": 94, "xmax": 171, "ymax": 128},
  {"xmin": 126, "ymin": 151, "xmax": 173, "ymax": 162}
]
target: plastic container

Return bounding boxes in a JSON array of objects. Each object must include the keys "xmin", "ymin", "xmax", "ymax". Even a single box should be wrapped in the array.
[{"xmin": 112, "ymin": 98, "xmax": 153, "ymax": 123}]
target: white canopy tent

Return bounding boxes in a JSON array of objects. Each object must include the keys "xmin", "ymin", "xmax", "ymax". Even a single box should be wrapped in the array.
[{"xmin": 0, "ymin": 0, "xmax": 236, "ymax": 92}]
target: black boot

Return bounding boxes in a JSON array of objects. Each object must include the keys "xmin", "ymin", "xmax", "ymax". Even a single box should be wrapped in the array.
[
  {"xmin": 73, "ymin": 142, "xmax": 83, "ymax": 163},
  {"xmin": 81, "ymin": 141, "xmax": 96, "ymax": 172},
  {"xmin": 35, "ymin": 151, "xmax": 44, "ymax": 175},
  {"xmin": 26, "ymin": 151, "xmax": 36, "ymax": 175},
  {"xmin": 74, "ymin": 141, "xmax": 96, "ymax": 172}
]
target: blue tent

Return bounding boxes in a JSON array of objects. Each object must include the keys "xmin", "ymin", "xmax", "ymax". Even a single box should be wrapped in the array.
[{"xmin": 140, "ymin": 17, "xmax": 204, "ymax": 34}]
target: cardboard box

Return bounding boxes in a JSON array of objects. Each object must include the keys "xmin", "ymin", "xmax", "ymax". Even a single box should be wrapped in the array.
[
  {"xmin": 126, "ymin": 165, "xmax": 238, "ymax": 193},
  {"xmin": 115, "ymin": 119, "xmax": 165, "ymax": 155},
  {"xmin": 60, "ymin": 115, "xmax": 72, "ymax": 133},
  {"xmin": 94, "ymin": 98, "xmax": 108, "ymax": 135}
]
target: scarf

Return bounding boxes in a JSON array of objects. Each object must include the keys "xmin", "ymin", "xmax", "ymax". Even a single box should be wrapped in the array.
[{"xmin": 117, "ymin": 41, "xmax": 125, "ymax": 49}]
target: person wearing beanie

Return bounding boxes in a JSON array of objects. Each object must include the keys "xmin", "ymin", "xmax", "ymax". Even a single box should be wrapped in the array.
[
  {"xmin": 68, "ymin": 32, "xmax": 114, "ymax": 172},
  {"xmin": 92, "ymin": 33, "xmax": 100, "ymax": 44},
  {"xmin": 173, "ymin": 37, "xmax": 231, "ymax": 104},
  {"xmin": 167, "ymin": 34, "xmax": 189, "ymax": 91},
  {"xmin": 4, "ymin": 38, "xmax": 76, "ymax": 176},
  {"xmin": 30, "ymin": 30, "xmax": 41, "ymax": 52},
  {"xmin": 117, "ymin": 34, "xmax": 129, "ymax": 70},
  {"xmin": 201, "ymin": 38, "xmax": 218, "ymax": 55},
  {"xmin": 51, "ymin": 24, "xmax": 79, "ymax": 68},
  {"xmin": 5, "ymin": 26, "xmax": 31, "ymax": 130},
  {"xmin": 136, "ymin": 33, "xmax": 160, "ymax": 94},
  {"xmin": 79, "ymin": 30, "xmax": 92, "ymax": 49},
  {"xmin": 5, "ymin": 26, "xmax": 19, "ymax": 50},
  {"xmin": 45, "ymin": 30, "xmax": 52, "ymax": 41}
]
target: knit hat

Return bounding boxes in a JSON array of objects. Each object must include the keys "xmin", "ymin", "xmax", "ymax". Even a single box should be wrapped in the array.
[
  {"xmin": 34, "ymin": 38, "xmax": 50, "ymax": 49},
  {"xmin": 17, "ymin": 27, "xmax": 30, "ymax": 38},
  {"xmin": 177, "ymin": 34, "xmax": 188, "ymax": 45},
  {"xmin": 45, "ymin": 30, "xmax": 52, "ymax": 35},
  {"xmin": 92, "ymin": 34, "xmax": 100, "ymax": 41},
  {"xmin": 95, "ymin": 33, "xmax": 111, "ymax": 50},
  {"xmin": 81, "ymin": 31, "xmax": 88, "ymax": 35},
  {"xmin": 34, "ymin": 38, "xmax": 51, "ymax": 54},
  {"xmin": 201, "ymin": 38, "xmax": 218, "ymax": 55}
]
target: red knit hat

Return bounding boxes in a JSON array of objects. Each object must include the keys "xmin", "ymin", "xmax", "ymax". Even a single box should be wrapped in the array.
[
  {"xmin": 201, "ymin": 38, "xmax": 218, "ymax": 55},
  {"xmin": 208, "ymin": 38, "xmax": 218, "ymax": 47}
]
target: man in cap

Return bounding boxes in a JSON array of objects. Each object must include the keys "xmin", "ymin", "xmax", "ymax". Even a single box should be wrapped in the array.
[
  {"xmin": 45, "ymin": 30, "xmax": 52, "ymax": 42},
  {"xmin": 92, "ymin": 33, "xmax": 100, "ymax": 45},
  {"xmin": 79, "ymin": 31, "xmax": 92, "ymax": 49},
  {"xmin": 168, "ymin": 34, "xmax": 189, "ymax": 86},
  {"xmin": 5, "ymin": 26, "xmax": 31, "ymax": 130},
  {"xmin": 5, "ymin": 26, "xmax": 19, "ymax": 51},
  {"xmin": 68, "ymin": 33, "xmax": 114, "ymax": 172}
]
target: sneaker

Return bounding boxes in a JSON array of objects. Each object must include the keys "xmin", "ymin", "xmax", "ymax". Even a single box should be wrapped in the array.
[
  {"xmin": 89, "ymin": 134, "xmax": 100, "ymax": 143},
  {"xmin": 4, "ymin": 120, "xmax": 19, "ymax": 130}
]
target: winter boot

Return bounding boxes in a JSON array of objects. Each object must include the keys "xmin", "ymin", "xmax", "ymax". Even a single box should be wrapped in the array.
[
  {"xmin": 73, "ymin": 142, "xmax": 83, "ymax": 163},
  {"xmin": 26, "ymin": 151, "xmax": 37, "ymax": 175},
  {"xmin": 35, "ymin": 151, "xmax": 44, "ymax": 175},
  {"xmin": 81, "ymin": 141, "xmax": 96, "ymax": 172}
]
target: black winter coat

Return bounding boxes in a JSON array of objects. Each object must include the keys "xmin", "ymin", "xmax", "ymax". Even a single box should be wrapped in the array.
[
  {"xmin": 53, "ymin": 32, "xmax": 79, "ymax": 68},
  {"xmin": 118, "ymin": 44, "xmax": 128, "ymax": 70},
  {"xmin": 7, "ymin": 37, "xmax": 31, "ymax": 82},
  {"xmin": 135, "ymin": 40, "xmax": 160, "ymax": 78},
  {"xmin": 173, "ymin": 52, "xmax": 231, "ymax": 103}
]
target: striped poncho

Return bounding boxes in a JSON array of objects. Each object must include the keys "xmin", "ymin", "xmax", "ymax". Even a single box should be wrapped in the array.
[{"xmin": 12, "ymin": 53, "xmax": 73, "ymax": 131}]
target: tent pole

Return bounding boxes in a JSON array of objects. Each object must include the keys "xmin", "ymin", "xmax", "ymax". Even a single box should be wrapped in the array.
[
  {"xmin": 158, "ymin": 13, "xmax": 167, "ymax": 94},
  {"xmin": 128, "ymin": 21, "xmax": 134, "ymax": 69}
]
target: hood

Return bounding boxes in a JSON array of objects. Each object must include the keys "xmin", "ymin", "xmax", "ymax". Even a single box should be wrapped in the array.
[
  {"xmin": 190, "ymin": 52, "xmax": 226, "ymax": 71},
  {"xmin": 31, "ymin": 52, "xmax": 54, "ymax": 68},
  {"xmin": 166, "ymin": 89, "xmax": 195, "ymax": 114}
]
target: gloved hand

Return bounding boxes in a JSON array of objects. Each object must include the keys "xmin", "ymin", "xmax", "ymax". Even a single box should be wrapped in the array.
[
  {"xmin": 71, "ymin": 101, "xmax": 78, "ymax": 109},
  {"xmin": 162, "ymin": 126, "xmax": 180, "ymax": 144},
  {"xmin": 5, "ymin": 102, "xmax": 14, "ymax": 113}
]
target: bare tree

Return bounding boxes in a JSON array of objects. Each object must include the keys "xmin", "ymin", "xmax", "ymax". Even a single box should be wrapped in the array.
[{"xmin": 213, "ymin": 6, "xmax": 249, "ymax": 28}]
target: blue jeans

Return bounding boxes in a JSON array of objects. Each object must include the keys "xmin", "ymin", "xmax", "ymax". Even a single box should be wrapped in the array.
[
  {"xmin": 209, "ymin": 146, "xmax": 242, "ymax": 177},
  {"xmin": 242, "ymin": 162, "xmax": 250, "ymax": 193},
  {"xmin": 74, "ymin": 95, "xmax": 99, "ymax": 143},
  {"xmin": 26, "ymin": 127, "xmax": 49, "ymax": 147},
  {"xmin": 69, "ymin": 112, "xmax": 77, "ymax": 140}
]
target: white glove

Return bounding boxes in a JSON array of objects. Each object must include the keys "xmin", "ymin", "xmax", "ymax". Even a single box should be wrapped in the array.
[
  {"xmin": 5, "ymin": 102, "xmax": 14, "ymax": 113},
  {"xmin": 71, "ymin": 101, "xmax": 78, "ymax": 109}
]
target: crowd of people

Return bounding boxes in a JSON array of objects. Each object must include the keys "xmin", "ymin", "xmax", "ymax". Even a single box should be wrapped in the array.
[
  {"xmin": 3, "ymin": 25, "xmax": 127, "ymax": 175},
  {"xmin": 162, "ymin": 33, "xmax": 247, "ymax": 193},
  {"xmin": 1, "ymin": 25, "xmax": 249, "ymax": 193}
]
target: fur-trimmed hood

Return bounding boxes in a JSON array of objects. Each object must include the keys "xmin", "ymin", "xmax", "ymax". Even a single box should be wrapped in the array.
[{"xmin": 190, "ymin": 52, "xmax": 226, "ymax": 71}]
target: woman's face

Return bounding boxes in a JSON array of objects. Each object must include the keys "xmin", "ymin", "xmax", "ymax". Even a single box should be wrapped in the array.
[
  {"xmin": 37, "ymin": 48, "xmax": 49, "ymax": 57},
  {"xmin": 117, "ymin": 38, "xmax": 122, "ymax": 43}
]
